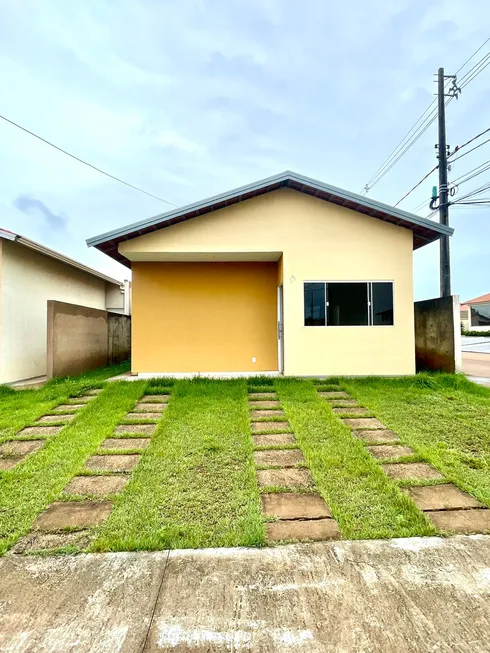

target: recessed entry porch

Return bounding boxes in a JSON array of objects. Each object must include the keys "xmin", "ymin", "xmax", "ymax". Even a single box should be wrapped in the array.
[{"xmin": 130, "ymin": 252, "xmax": 283, "ymax": 377}]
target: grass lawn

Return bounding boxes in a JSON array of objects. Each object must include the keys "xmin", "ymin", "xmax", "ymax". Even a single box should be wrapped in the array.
[
  {"xmin": 274, "ymin": 378, "xmax": 434, "ymax": 540},
  {"xmin": 93, "ymin": 378, "xmax": 264, "ymax": 551},
  {"xmin": 1, "ymin": 369, "xmax": 489, "ymax": 554},
  {"xmin": 341, "ymin": 374, "xmax": 490, "ymax": 508}
]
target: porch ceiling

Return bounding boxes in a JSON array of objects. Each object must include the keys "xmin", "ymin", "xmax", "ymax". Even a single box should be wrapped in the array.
[{"xmin": 126, "ymin": 251, "xmax": 282, "ymax": 262}]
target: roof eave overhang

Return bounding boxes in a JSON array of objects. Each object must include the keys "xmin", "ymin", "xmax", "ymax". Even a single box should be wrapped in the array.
[{"xmin": 87, "ymin": 171, "xmax": 454, "ymax": 268}]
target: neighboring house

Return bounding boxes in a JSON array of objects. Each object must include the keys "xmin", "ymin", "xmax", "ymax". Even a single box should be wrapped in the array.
[
  {"xmin": 461, "ymin": 293, "xmax": 490, "ymax": 331},
  {"xmin": 0, "ymin": 229, "xmax": 131, "ymax": 384},
  {"xmin": 87, "ymin": 171, "xmax": 453, "ymax": 377}
]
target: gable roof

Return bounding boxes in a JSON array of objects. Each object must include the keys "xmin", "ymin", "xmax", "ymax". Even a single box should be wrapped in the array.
[
  {"xmin": 463, "ymin": 292, "xmax": 490, "ymax": 305},
  {"xmin": 0, "ymin": 228, "xmax": 123, "ymax": 286},
  {"xmin": 87, "ymin": 170, "xmax": 454, "ymax": 268}
]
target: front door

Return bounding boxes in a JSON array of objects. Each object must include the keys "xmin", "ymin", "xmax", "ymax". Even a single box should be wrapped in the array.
[{"xmin": 277, "ymin": 285, "xmax": 284, "ymax": 373}]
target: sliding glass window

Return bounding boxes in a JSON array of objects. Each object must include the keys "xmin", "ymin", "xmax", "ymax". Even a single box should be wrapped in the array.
[{"xmin": 304, "ymin": 282, "xmax": 394, "ymax": 327}]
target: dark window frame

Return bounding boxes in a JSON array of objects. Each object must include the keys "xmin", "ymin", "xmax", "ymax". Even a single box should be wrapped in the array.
[{"xmin": 303, "ymin": 281, "xmax": 395, "ymax": 327}]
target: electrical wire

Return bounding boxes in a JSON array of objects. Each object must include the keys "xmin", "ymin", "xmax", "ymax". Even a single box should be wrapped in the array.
[
  {"xmin": 0, "ymin": 114, "xmax": 177, "ymax": 207},
  {"xmin": 394, "ymin": 165, "xmax": 438, "ymax": 207},
  {"xmin": 450, "ymin": 159, "xmax": 490, "ymax": 187},
  {"xmin": 450, "ymin": 137, "xmax": 490, "ymax": 164},
  {"xmin": 449, "ymin": 127, "xmax": 490, "ymax": 157},
  {"xmin": 459, "ymin": 52, "xmax": 490, "ymax": 88},
  {"xmin": 361, "ymin": 36, "xmax": 490, "ymax": 196}
]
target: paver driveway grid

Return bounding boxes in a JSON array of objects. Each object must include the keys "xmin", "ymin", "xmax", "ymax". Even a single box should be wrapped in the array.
[
  {"xmin": 319, "ymin": 385, "xmax": 490, "ymax": 535},
  {"xmin": 249, "ymin": 384, "xmax": 340, "ymax": 543},
  {"xmin": 11, "ymin": 389, "xmax": 171, "ymax": 554}
]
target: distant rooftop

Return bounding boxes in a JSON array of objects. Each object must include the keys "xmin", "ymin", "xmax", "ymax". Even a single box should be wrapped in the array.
[
  {"xmin": 0, "ymin": 228, "xmax": 123, "ymax": 286},
  {"xmin": 462, "ymin": 293, "xmax": 490, "ymax": 306}
]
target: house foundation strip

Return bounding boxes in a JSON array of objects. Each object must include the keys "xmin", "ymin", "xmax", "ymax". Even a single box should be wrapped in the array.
[
  {"xmin": 11, "ymin": 389, "xmax": 172, "ymax": 554},
  {"xmin": 320, "ymin": 386, "xmax": 490, "ymax": 535},
  {"xmin": 249, "ymin": 387, "xmax": 340, "ymax": 543}
]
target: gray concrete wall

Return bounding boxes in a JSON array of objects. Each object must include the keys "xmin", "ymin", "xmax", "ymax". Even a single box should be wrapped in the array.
[
  {"xmin": 47, "ymin": 301, "xmax": 131, "ymax": 378},
  {"xmin": 414, "ymin": 295, "xmax": 462, "ymax": 373},
  {"xmin": 108, "ymin": 313, "xmax": 131, "ymax": 364}
]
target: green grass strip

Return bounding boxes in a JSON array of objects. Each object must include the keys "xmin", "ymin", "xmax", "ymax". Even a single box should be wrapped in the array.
[
  {"xmin": 0, "ymin": 361, "xmax": 130, "ymax": 445},
  {"xmin": 93, "ymin": 378, "xmax": 265, "ymax": 551},
  {"xmin": 342, "ymin": 374, "xmax": 490, "ymax": 507},
  {"xmin": 0, "ymin": 379, "xmax": 145, "ymax": 554},
  {"xmin": 275, "ymin": 378, "xmax": 434, "ymax": 540}
]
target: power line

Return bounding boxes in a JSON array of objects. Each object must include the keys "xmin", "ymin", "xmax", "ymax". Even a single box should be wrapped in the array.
[
  {"xmin": 459, "ymin": 52, "xmax": 490, "ymax": 88},
  {"xmin": 394, "ymin": 164, "xmax": 438, "ymax": 207},
  {"xmin": 450, "ymin": 136, "xmax": 490, "ymax": 164},
  {"xmin": 0, "ymin": 114, "xmax": 177, "ymax": 207},
  {"xmin": 450, "ymin": 159, "xmax": 490, "ymax": 187},
  {"xmin": 362, "ymin": 36, "xmax": 490, "ymax": 196},
  {"xmin": 449, "ymin": 126, "xmax": 490, "ymax": 157},
  {"xmin": 454, "ymin": 36, "xmax": 490, "ymax": 74}
]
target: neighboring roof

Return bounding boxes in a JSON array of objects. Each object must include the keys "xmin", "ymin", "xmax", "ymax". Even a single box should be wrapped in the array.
[
  {"xmin": 0, "ymin": 228, "xmax": 123, "ymax": 286},
  {"xmin": 87, "ymin": 170, "xmax": 455, "ymax": 268},
  {"xmin": 462, "ymin": 293, "xmax": 490, "ymax": 305},
  {"xmin": 461, "ymin": 304, "xmax": 469, "ymax": 311}
]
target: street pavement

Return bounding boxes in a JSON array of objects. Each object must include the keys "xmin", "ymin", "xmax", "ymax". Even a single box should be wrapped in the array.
[{"xmin": 1, "ymin": 536, "xmax": 490, "ymax": 652}]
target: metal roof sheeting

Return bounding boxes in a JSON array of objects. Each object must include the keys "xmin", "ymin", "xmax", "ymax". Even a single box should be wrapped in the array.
[{"xmin": 87, "ymin": 170, "xmax": 454, "ymax": 268}]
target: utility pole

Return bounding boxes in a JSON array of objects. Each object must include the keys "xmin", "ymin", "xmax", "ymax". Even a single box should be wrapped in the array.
[{"xmin": 437, "ymin": 67, "xmax": 451, "ymax": 297}]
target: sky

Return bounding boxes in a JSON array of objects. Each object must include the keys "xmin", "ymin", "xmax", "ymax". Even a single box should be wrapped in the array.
[{"xmin": 1, "ymin": 0, "xmax": 489, "ymax": 300}]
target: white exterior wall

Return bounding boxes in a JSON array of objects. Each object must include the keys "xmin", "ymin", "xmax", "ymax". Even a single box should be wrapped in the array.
[{"xmin": 0, "ymin": 240, "xmax": 112, "ymax": 383}]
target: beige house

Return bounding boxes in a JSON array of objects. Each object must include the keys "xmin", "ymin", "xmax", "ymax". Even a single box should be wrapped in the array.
[
  {"xmin": 88, "ymin": 171, "xmax": 453, "ymax": 377},
  {"xmin": 0, "ymin": 229, "xmax": 130, "ymax": 384},
  {"xmin": 461, "ymin": 293, "xmax": 490, "ymax": 331}
]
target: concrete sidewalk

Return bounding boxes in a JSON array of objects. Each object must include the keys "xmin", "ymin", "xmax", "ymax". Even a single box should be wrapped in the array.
[{"xmin": 1, "ymin": 536, "xmax": 490, "ymax": 652}]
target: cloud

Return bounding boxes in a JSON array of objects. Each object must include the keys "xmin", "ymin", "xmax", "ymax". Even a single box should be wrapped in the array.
[
  {"xmin": 13, "ymin": 195, "xmax": 68, "ymax": 231},
  {"xmin": 0, "ymin": 0, "xmax": 490, "ymax": 294}
]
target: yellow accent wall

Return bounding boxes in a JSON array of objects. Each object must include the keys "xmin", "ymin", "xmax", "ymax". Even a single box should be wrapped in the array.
[
  {"xmin": 123, "ymin": 189, "xmax": 416, "ymax": 376},
  {"xmin": 132, "ymin": 262, "xmax": 278, "ymax": 373}
]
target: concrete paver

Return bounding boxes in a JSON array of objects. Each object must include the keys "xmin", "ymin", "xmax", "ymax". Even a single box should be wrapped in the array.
[
  {"xmin": 403, "ymin": 484, "xmax": 484, "ymax": 511},
  {"xmin": 427, "ymin": 509, "xmax": 490, "ymax": 533},
  {"xmin": 251, "ymin": 421, "xmax": 290, "ymax": 432},
  {"xmin": 367, "ymin": 444, "xmax": 415, "ymax": 459},
  {"xmin": 12, "ymin": 531, "xmax": 94, "ymax": 554},
  {"xmin": 52, "ymin": 403, "xmax": 85, "ymax": 412},
  {"xmin": 139, "ymin": 394, "xmax": 170, "ymax": 402},
  {"xmin": 0, "ymin": 440, "xmax": 44, "ymax": 457},
  {"xmin": 261, "ymin": 493, "xmax": 332, "ymax": 519},
  {"xmin": 253, "ymin": 449, "xmax": 304, "ymax": 468},
  {"xmin": 34, "ymin": 501, "xmax": 113, "ymax": 530},
  {"xmin": 382, "ymin": 462, "xmax": 445, "ymax": 481},
  {"xmin": 342, "ymin": 417, "xmax": 386, "ymax": 429},
  {"xmin": 134, "ymin": 403, "xmax": 167, "ymax": 412},
  {"xmin": 85, "ymin": 454, "xmax": 141, "ymax": 472},
  {"xmin": 332, "ymin": 406, "xmax": 369, "ymax": 415},
  {"xmin": 2, "ymin": 538, "xmax": 490, "ymax": 651},
  {"xmin": 352, "ymin": 429, "xmax": 400, "ymax": 443},
  {"xmin": 64, "ymin": 475, "xmax": 130, "ymax": 496},
  {"xmin": 37, "ymin": 414, "xmax": 75, "ymax": 424},
  {"xmin": 257, "ymin": 468, "xmax": 314, "ymax": 488},
  {"xmin": 0, "ymin": 458, "xmax": 18, "ymax": 470},
  {"xmin": 319, "ymin": 391, "xmax": 350, "ymax": 398},
  {"xmin": 252, "ymin": 433, "xmax": 296, "ymax": 446},
  {"xmin": 251, "ymin": 409, "xmax": 286, "ymax": 418},
  {"xmin": 248, "ymin": 393, "xmax": 277, "ymax": 399},
  {"xmin": 124, "ymin": 412, "xmax": 161, "ymax": 421},
  {"xmin": 266, "ymin": 518, "xmax": 340, "ymax": 542},
  {"xmin": 17, "ymin": 425, "xmax": 63, "ymax": 436},
  {"xmin": 248, "ymin": 400, "xmax": 282, "ymax": 409},
  {"xmin": 101, "ymin": 437, "xmax": 151, "ymax": 450},
  {"xmin": 115, "ymin": 424, "xmax": 156, "ymax": 435}
]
